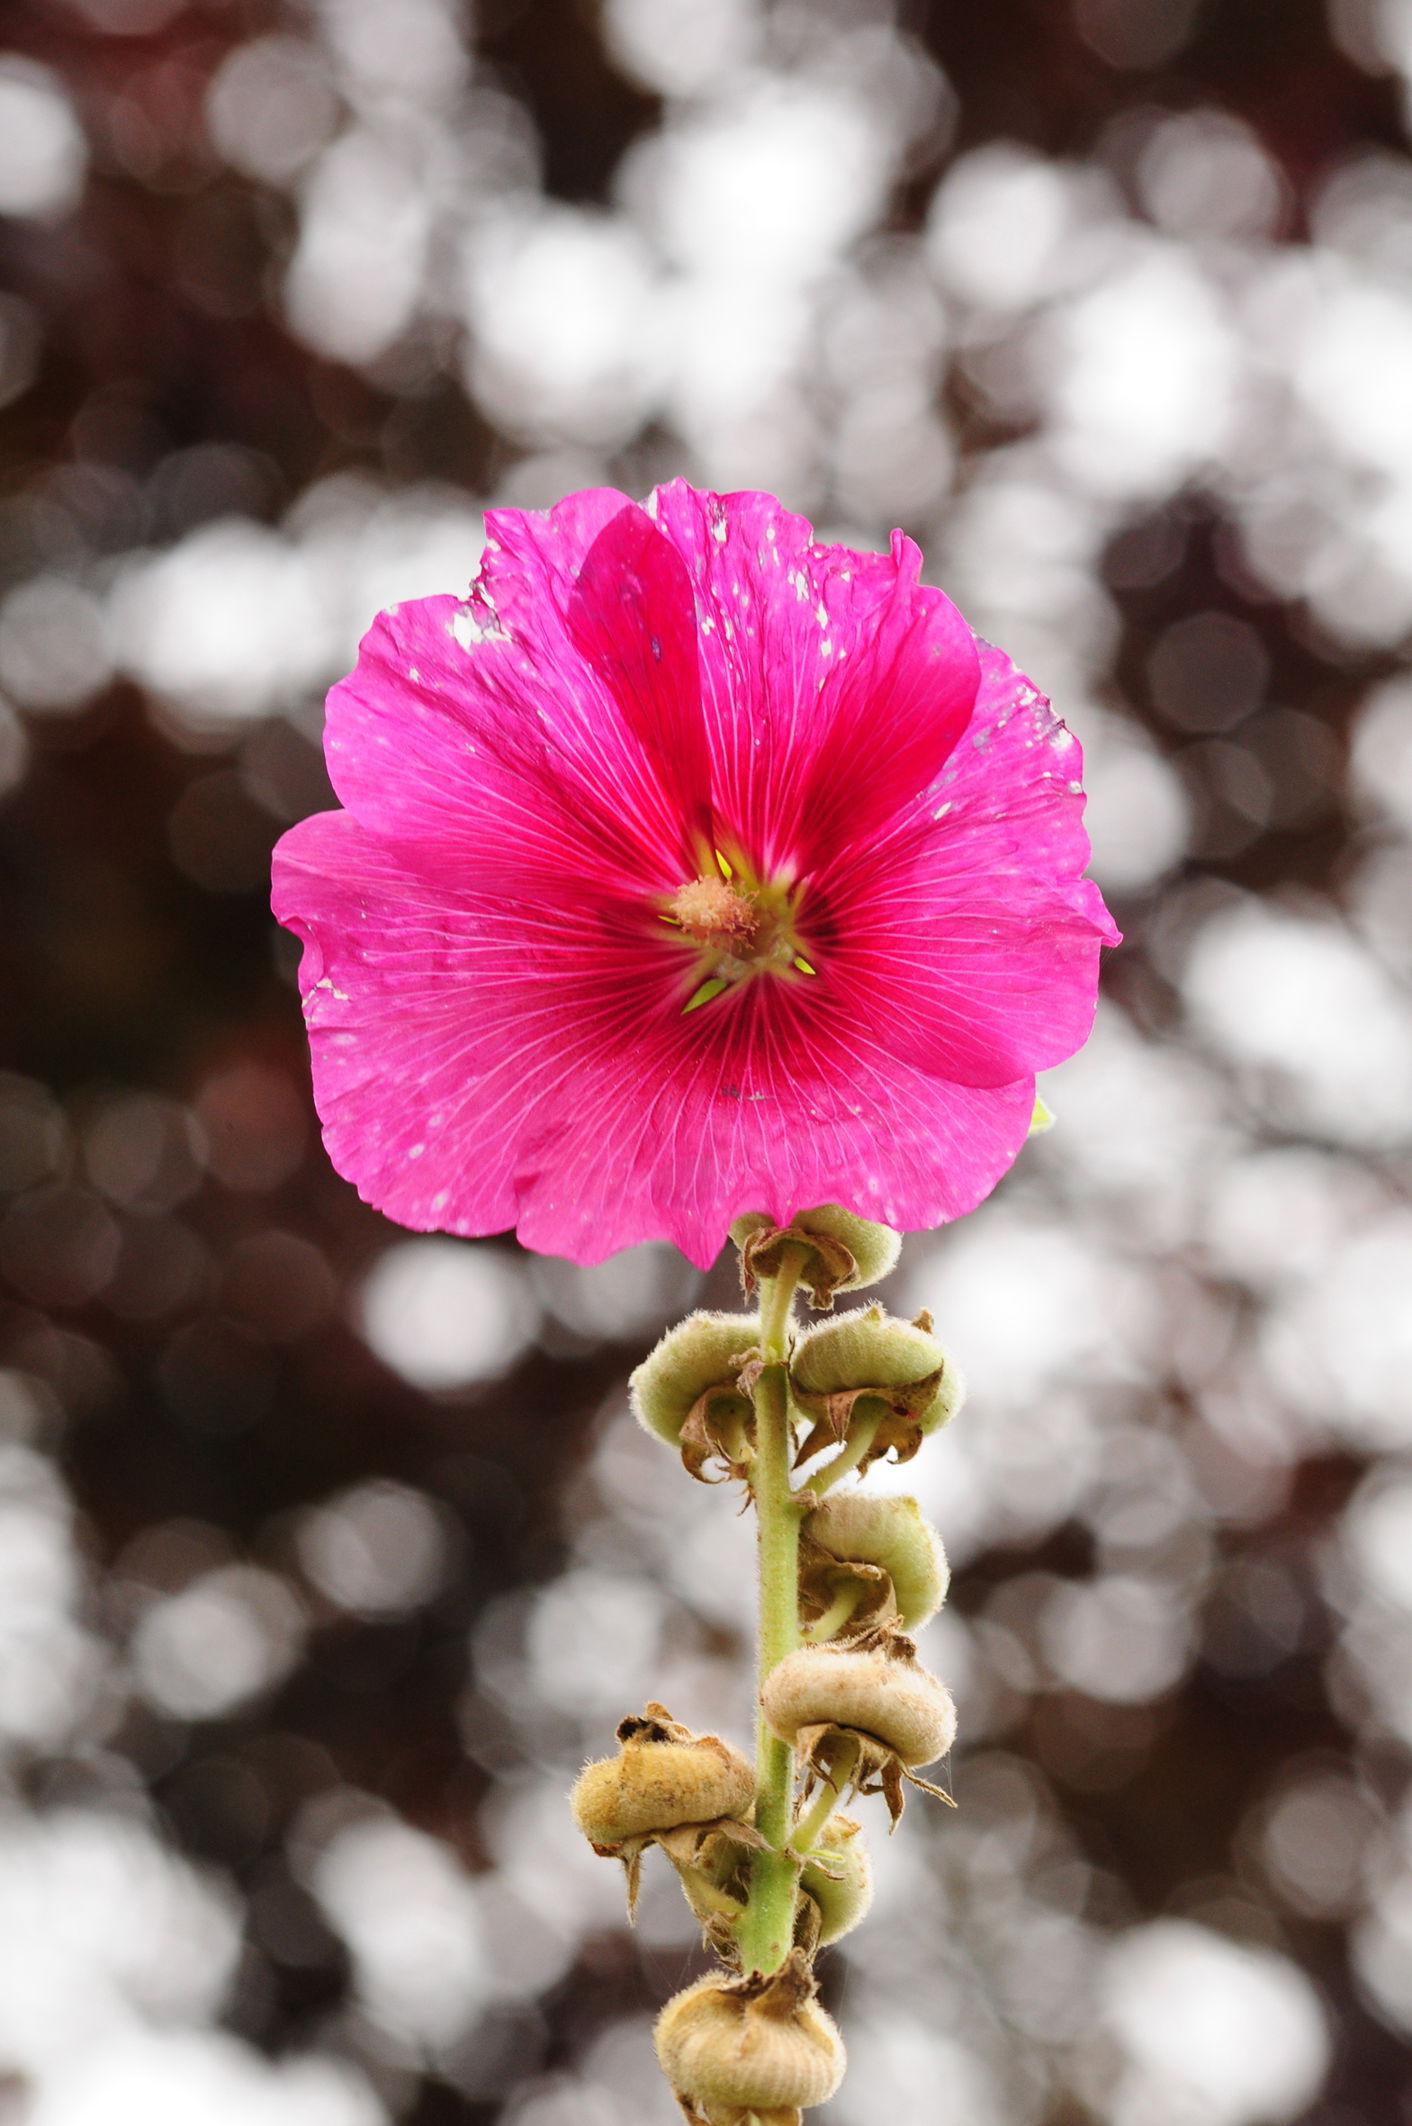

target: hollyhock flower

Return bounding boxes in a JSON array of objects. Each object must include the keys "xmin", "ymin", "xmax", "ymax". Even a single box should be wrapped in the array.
[{"xmin": 272, "ymin": 481, "xmax": 1117, "ymax": 1267}]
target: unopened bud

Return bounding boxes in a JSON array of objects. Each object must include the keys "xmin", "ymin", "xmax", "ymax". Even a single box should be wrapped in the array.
[
  {"xmin": 571, "ymin": 1705, "xmax": 755, "ymax": 1851},
  {"xmin": 655, "ymin": 1955, "xmax": 845, "ymax": 2121},
  {"xmin": 790, "ymin": 1304, "xmax": 963, "ymax": 1472},
  {"xmin": 801, "ymin": 1493, "xmax": 949, "ymax": 1632},
  {"xmin": 730, "ymin": 1205, "xmax": 900, "ymax": 1309},
  {"xmin": 629, "ymin": 1312, "xmax": 759, "ymax": 1480},
  {"xmin": 798, "ymin": 1813, "xmax": 872, "ymax": 1946}
]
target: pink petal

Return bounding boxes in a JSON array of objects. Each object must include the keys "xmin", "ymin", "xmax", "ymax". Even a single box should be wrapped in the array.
[
  {"xmin": 645, "ymin": 484, "xmax": 980, "ymax": 875},
  {"xmin": 274, "ymin": 807, "xmax": 1044, "ymax": 1267},
  {"xmin": 323, "ymin": 504, "xmax": 699, "ymax": 894},
  {"xmin": 807, "ymin": 637, "xmax": 1119, "ymax": 1086},
  {"xmin": 566, "ymin": 502, "xmax": 714, "ymax": 849},
  {"xmin": 276, "ymin": 479, "xmax": 1117, "ymax": 1268}
]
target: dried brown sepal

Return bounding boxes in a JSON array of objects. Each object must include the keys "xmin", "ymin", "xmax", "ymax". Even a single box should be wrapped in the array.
[
  {"xmin": 675, "ymin": 2102, "xmax": 801, "ymax": 2126},
  {"xmin": 797, "ymin": 1536, "xmax": 897, "ymax": 1638},
  {"xmin": 679, "ymin": 1373, "xmax": 758, "ymax": 1483},
  {"xmin": 617, "ymin": 1701, "xmax": 692, "ymax": 1745},
  {"xmin": 659, "ymin": 1818, "xmax": 765, "ymax": 1957},
  {"xmin": 791, "ymin": 1374, "xmax": 943, "ymax": 1474},
  {"xmin": 737, "ymin": 1220, "xmax": 860, "ymax": 1308},
  {"xmin": 793, "ymin": 1721, "xmax": 955, "ymax": 1830},
  {"xmin": 800, "ymin": 1493, "xmax": 949, "ymax": 1633},
  {"xmin": 792, "ymin": 1891, "xmax": 823, "ymax": 1961}
]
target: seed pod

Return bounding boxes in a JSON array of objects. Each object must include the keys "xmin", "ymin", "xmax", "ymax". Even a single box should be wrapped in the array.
[
  {"xmin": 798, "ymin": 1813, "xmax": 872, "ymax": 1946},
  {"xmin": 571, "ymin": 1704, "xmax": 756, "ymax": 1915},
  {"xmin": 572, "ymin": 1705, "xmax": 755, "ymax": 1848},
  {"xmin": 629, "ymin": 1312, "xmax": 759, "ymax": 1480},
  {"xmin": 729, "ymin": 1204, "xmax": 900, "ymax": 1309},
  {"xmin": 801, "ymin": 1493, "xmax": 949, "ymax": 1632},
  {"xmin": 655, "ymin": 1954, "xmax": 845, "ymax": 2120},
  {"xmin": 790, "ymin": 1305, "xmax": 963, "ymax": 1473},
  {"xmin": 677, "ymin": 2111, "xmax": 802, "ymax": 2126},
  {"xmin": 761, "ymin": 1631, "xmax": 957, "ymax": 1826}
]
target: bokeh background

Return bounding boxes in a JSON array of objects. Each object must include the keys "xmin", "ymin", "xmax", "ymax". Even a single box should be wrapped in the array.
[{"xmin": 1, "ymin": 0, "xmax": 1412, "ymax": 2120}]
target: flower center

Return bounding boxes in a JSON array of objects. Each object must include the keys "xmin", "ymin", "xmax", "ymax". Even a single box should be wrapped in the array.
[
  {"xmin": 662, "ymin": 852, "xmax": 816, "ymax": 1012},
  {"xmin": 668, "ymin": 875, "xmax": 758, "ymax": 946}
]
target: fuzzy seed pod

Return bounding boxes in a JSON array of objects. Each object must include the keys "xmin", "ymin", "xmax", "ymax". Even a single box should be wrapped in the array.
[
  {"xmin": 801, "ymin": 1493, "xmax": 949, "ymax": 1631},
  {"xmin": 792, "ymin": 1305, "xmax": 950, "ymax": 1402},
  {"xmin": 655, "ymin": 1956, "xmax": 845, "ymax": 2120},
  {"xmin": 629, "ymin": 1312, "xmax": 759, "ymax": 1478},
  {"xmin": 571, "ymin": 1705, "xmax": 755, "ymax": 1851},
  {"xmin": 763, "ymin": 1640, "xmax": 955, "ymax": 1769},
  {"xmin": 790, "ymin": 1304, "xmax": 963, "ymax": 1471},
  {"xmin": 729, "ymin": 1205, "xmax": 901, "ymax": 1309},
  {"xmin": 678, "ymin": 2112, "xmax": 801, "ymax": 2126},
  {"xmin": 798, "ymin": 1813, "xmax": 872, "ymax": 1946}
]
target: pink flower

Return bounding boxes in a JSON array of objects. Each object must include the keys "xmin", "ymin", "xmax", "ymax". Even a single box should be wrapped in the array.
[{"xmin": 272, "ymin": 481, "xmax": 1117, "ymax": 1268}]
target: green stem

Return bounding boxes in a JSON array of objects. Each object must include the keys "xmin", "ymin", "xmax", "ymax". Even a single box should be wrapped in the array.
[
  {"xmin": 735, "ymin": 1246, "xmax": 807, "ymax": 1976},
  {"xmin": 803, "ymin": 1578, "xmax": 864, "ymax": 1643},
  {"xmin": 804, "ymin": 1406, "xmax": 882, "ymax": 1495},
  {"xmin": 791, "ymin": 1735, "xmax": 862, "ymax": 1853}
]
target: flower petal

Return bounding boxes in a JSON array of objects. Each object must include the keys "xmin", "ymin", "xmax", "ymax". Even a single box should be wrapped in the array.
[
  {"xmin": 646, "ymin": 483, "xmax": 980, "ymax": 875},
  {"xmin": 276, "ymin": 479, "xmax": 1116, "ymax": 1267},
  {"xmin": 322, "ymin": 495, "xmax": 700, "ymax": 895},
  {"xmin": 566, "ymin": 502, "xmax": 714, "ymax": 849},
  {"xmin": 274, "ymin": 805, "xmax": 1041, "ymax": 1266},
  {"xmin": 807, "ymin": 638, "xmax": 1120, "ymax": 1087}
]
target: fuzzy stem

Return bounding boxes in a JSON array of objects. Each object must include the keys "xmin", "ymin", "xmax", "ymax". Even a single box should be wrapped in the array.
[
  {"xmin": 791, "ymin": 1734, "xmax": 862, "ymax": 1853},
  {"xmin": 735, "ymin": 1245, "xmax": 807, "ymax": 1976},
  {"xmin": 803, "ymin": 1406, "xmax": 882, "ymax": 1496}
]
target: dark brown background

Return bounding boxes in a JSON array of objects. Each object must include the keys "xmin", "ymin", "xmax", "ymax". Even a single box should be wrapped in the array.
[{"xmin": 0, "ymin": 1, "xmax": 1409, "ymax": 2122}]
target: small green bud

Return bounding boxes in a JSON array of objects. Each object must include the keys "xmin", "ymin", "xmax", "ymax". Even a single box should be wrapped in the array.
[
  {"xmin": 791, "ymin": 1304, "xmax": 944, "ymax": 1398},
  {"xmin": 798, "ymin": 1813, "xmax": 873, "ymax": 1946},
  {"xmin": 729, "ymin": 1204, "xmax": 901, "ymax": 1309},
  {"xmin": 801, "ymin": 1493, "xmax": 949, "ymax": 1632},
  {"xmin": 790, "ymin": 1304, "xmax": 963, "ymax": 1473},
  {"xmin": 629, "ymin": 1312, "xmax": 758, "ymax": 1474}
]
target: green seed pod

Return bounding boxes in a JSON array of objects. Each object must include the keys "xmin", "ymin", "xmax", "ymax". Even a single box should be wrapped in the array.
[
  {"xmin": 629, "ymin": 1311, "xmax": 757, "ymax": 1458},
  {"xmin": 791, "ymin": 1304, "xmax": 948, "ymax": 1401},
  {"xmin": 729, "ymin": 1205, "xmax": 901, "ymax": 1309},
  {"xmin": 762, "ymin": 1640, "xmax": 956, "ymax": 1770},
  {"xmin": 801, "ymin": 1493, "xmax": 949, "ymax": 1631},
  {"xmin": 655, "ymin": 1957, "xmax": 845, "ymax": 2120},
  {"xmin": 790, "ymin": 1305, "xmax": 963, "ymax": 1471},
  {"xmin": 571, "ymin": 1705, "xmax": 755, "ymax": 1850},
  {"xmin": 799, "ymin": 1813, "xmax": 872, "ymax": 1946}
]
